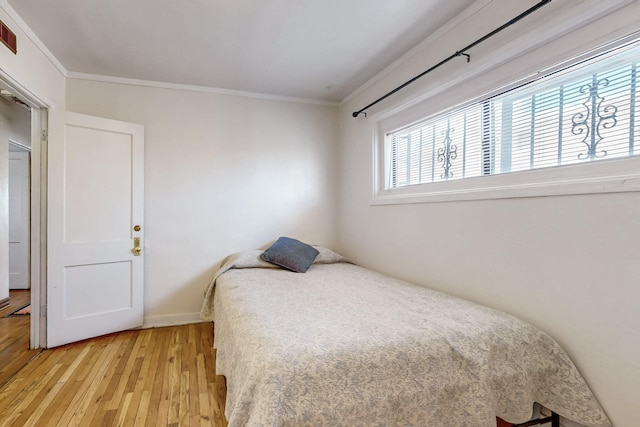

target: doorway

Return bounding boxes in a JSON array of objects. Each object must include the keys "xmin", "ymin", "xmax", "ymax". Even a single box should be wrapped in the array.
[
  {"xmin": 0, "ymin": 83, "xmax": 41, "ymax": 385},
  {"xmin": 0, "ymin": 70, "xmax": 143, "ymax": 352},
  {"xmin": 9, "ymin": 139, "xmax": 30, "ymax": 291},
  {"xmin": 0, "ymin": 71, "xmax": 47, "ymax": 355}
]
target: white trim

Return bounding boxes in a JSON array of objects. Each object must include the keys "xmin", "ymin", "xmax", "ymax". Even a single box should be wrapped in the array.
[
  {"xmin": 141, "ymin": 312, "xmax": 206, "ymax": 329},
  {"xmin": 34, "ymin": 108, "xmax": 47, "ymax": 349},
  {"xmin": 8, "ymin": 137, "xmax": 30, "ymax": 152},
  {"xmin": 372, "ymin": 161, "xmax": 640, "ymax": 205},
  {"xmin": 0, "ymin": 67, "xmax": 53, "ymax": 109},
  {"xmin": 67, "ymin": 72, "xmax": 339, "ymax": 107}
]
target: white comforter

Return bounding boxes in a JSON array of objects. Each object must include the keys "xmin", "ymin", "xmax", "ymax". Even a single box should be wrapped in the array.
[{"xmin": 200, "ymin": 250, "xmax": 611, "ymax": 427}]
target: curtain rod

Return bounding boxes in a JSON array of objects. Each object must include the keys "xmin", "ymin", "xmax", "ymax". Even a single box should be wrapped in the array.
[{"xmin": 352, "ymin": 0, "xmax": 553, "ymax": 118}]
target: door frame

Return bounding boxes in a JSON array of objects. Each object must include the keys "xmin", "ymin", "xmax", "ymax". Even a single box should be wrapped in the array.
[{"xmin": 0, "ymin": 69, "xmax": 49, "ymax": 349}]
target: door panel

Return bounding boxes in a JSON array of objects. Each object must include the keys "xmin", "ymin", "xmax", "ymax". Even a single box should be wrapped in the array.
[
  {"xmin": 64, "ymin": 125, "xmax": 132, "ymax": 242},
  {"xmin": 47, "ymin": 110, "xmax": 144, "ymax": 348},
  {"xmin": 64, "ymin": 261, "xmax": 132, "ymax": 318}
]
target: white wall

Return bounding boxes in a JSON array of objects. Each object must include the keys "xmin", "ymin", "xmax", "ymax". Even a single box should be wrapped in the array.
[
  {"xmin": 0, "ymin": 3, "xmax": 65, "ymax": 108},
  {"xmin": 66, "ymin": 79, "xmax": 339, "ymax": 326},
  {"xmin": 0, "ymin": 2, "xmax": 65, "ymax": 305},
  {"xmin": 338, "ymin": 1, "xmax": 640, "ymax": 426}
]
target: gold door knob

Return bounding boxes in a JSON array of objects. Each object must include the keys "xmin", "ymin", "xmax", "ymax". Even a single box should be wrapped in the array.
[{"xmin": 133, "ymin": 237, "xmax": 142, "ymax": 256}]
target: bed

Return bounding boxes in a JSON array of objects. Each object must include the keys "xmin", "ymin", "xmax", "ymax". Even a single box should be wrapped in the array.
[{"xmin": 200, "ymin": 246, "xmax": 611, "ymax": 427}]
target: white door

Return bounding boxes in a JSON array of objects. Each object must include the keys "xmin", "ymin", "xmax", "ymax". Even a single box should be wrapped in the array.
[
  {"xmin": 8, "ymin": 150, "xmax": 30, "ymax": 290},
  {"xmin": 47, "ymin": 110, "xmax": 144, "ymax": 348}
]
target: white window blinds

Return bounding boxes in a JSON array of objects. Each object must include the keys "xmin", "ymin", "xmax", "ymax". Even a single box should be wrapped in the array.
[{"xmin": 387, "ymin": 41, "xmax": 640, "ymax": 189}]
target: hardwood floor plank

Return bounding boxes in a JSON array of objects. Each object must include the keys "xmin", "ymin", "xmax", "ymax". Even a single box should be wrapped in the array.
[
  {"xmin": 167, "ymin": 329, "xmax": 183, "ymax": 425},
  {"xmin": 95, "ymin": 332, "xmax": 148, "ymax": 425},
  {"xmin": 0, "ymin": 323, "xmax": 228, "ymax": 427},
  {"xmin": 0, "ymin": 363, "xmax": 62, "ymax": 426},
  {"xmin": 0, "ymin": 351, "xmax": 65, "ymax": 410},
  {"xmin": 199, "ymin": 391, "xmax": 212, "ymax": 427},
  {"xmin": 122, "ymin": 336, "xmax": 154, "ymax": 425},
  {"xmin": 115, "ymin": 391, "xmax": 133, "ymax": 426},
  {"xmin": 8, "ymin": 362, "xmax": 70, "ymax": 427},
  {"xmin": 0, "ymin": 290, "xmax": 40, "ymax": 389},
  {"xmin": 102, "ymin": 408, "xmax": 118, "ymax": 426},
  {"xmin": 139, "ymin": 327, "xmax": 168, "ymax": 425},
  {"xmin": 133, "ymin": 389, "xmax": 152, "ymax": 427},
  {"xmin": 77, "ymin": 338, "xmax": 128, "ymax": 425},
  {"xmin": 50, "ymin": 382, "xmax": 85, "ymax": 425},
  {"xmin": 15, "ymin": 348, "xmax": 84, "ymax": 424},
  {"xmin": 150, "ymin": 328, "xmax": 172, "ymax": 424},
  {"xmin": 105, "ymin": 330, "xmax": 147, "ymax": 411},
  {"xmin": 56, "ymin": 341, "xmax": 122, "ymax": 426},
  {"xmin": 179, "ymin": 371, "xmax": 190, "ymax": 427},
  {"xmin": 156, "ymin": 398, "xmax": 170, "ymax": 426},
  {"xmin": 186, "ymin": 324, "xmax": 201, "ymax": 424},
  {"xmin": 22, "ymin": 382, "xmax": 65, "ymax": 427},
  {"xmin": 66, "ymin": 342, "xmax": 123, "ymax": 427},
  {"xmin": 57, "ymin": 344, "xmax": 93, "ymax": 383},
  {"xmin": 197, "ymin": 353, "xmax": 212, "ymax": 426}
]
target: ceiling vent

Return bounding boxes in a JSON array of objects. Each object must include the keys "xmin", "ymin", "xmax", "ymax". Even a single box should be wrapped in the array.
[{"xmin": 0, "ymin": 20, "xmax": 17, "ymax": 54}]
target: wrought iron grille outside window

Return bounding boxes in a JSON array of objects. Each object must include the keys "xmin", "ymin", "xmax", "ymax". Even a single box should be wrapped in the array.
[{"xmin": 387, "ymin": 43, "xmax": 640, "ymax": 189}]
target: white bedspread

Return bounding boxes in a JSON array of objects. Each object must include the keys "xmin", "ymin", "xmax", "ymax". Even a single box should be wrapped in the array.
[{"xmin": 200, "ymin": 250, "xmax": 611, "ymax": 427}]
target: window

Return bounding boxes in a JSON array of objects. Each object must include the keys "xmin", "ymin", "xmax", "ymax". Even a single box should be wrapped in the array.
[{"xmin": 381, "ymin": 40, "xmax": 640, "ymax": 200}]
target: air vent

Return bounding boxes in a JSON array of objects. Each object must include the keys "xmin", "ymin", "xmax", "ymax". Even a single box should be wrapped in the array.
[{"xmin": 0, "ymin": 20, "xmax": 17, "ymax": 54}]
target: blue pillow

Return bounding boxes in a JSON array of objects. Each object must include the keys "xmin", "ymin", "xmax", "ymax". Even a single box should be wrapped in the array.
[{"xmin": 260, "ymin": 237, "xmax": 319, "ymax": 273}]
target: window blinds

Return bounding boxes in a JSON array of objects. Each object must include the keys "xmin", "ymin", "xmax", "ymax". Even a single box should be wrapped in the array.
[{"xmin": 388, "ymin": 41, "xmax": 640, "ymax": 189}]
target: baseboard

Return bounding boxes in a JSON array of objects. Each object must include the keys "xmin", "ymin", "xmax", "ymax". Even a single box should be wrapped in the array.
[
  {"xmin": 0, "ymin": 296, "xmax": 9, "ymax": 311},
  {"xmin": 141, "ymin": 312, "xmax": 207, "ymax": 329}
]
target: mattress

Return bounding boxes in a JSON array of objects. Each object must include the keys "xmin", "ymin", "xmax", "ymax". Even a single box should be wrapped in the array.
[{"xmin": 201, "ymin": 249, "xmax": 610, "ymax": 427}]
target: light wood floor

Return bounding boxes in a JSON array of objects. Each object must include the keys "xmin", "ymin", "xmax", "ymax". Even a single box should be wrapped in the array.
[
  {"xmin": 0, "ymin": 322, "xmax": 228, "ymax": 427},
  {"xmin": 0, "ymin": 290, "xmax": 41, "ymax": 388}
]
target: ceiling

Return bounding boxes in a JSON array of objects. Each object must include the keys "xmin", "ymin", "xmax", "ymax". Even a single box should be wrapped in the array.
[{"xmin": 8, "ymin": 0, "xmax": 478, "ymax": 103}]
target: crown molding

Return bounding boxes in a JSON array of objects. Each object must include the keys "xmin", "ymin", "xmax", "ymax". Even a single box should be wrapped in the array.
[
  {"xmin": 67, "ymin": 71, "xmax": 339, "ymax": 107},
  {"xmin": 1, "ymin": 0, "xmax": 338, "ymax": 107}
]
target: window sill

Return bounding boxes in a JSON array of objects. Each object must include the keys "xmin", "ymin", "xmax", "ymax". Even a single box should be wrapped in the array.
[{"xmin": 371, "ymin": 157, "xmax": 640, "ymax": 205}]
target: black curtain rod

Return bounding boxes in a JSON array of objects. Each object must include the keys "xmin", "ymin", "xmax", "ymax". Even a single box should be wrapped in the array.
[{"xmin": 352, "ymin": 0, "xmax": 553, "ymax": 118}]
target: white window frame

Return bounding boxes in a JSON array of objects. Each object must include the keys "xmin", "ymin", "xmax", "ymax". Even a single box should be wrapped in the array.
[{"xmin": 371, "ymin": 11, "xmax": 640, "ymax": 205}]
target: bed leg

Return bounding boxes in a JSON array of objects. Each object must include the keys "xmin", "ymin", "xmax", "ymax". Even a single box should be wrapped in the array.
[{"xmin": 508, "ymin": 411, "xmax": 561, "ymax": 427}]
